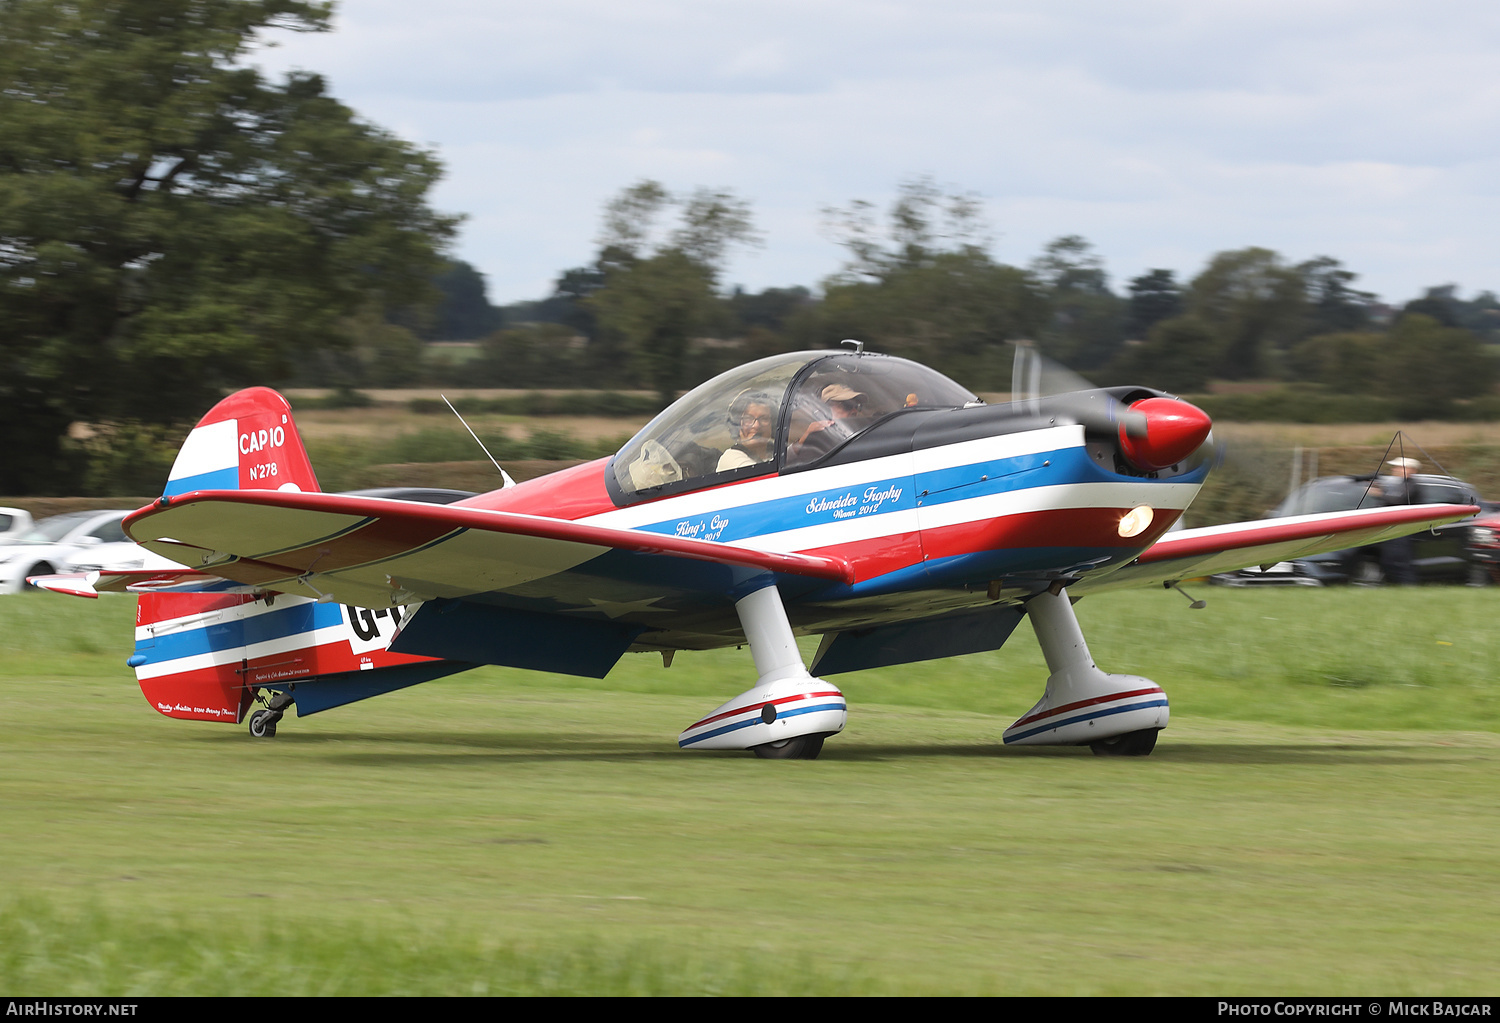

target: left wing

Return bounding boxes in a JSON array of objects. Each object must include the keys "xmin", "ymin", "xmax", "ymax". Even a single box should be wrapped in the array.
[
  {"xmin": 121, "ymin": 489, "xmax": 854, "ymax": 609},
  {"xmin": 1072, "ymin": 503, "xmax": 1478, "ymax": 595}
]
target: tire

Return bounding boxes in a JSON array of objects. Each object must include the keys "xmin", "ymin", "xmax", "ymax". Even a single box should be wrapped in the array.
[
  {"xmin": 1350, "ymin": 558, "xmax": 1384, "ymax": 587},
  {"xmin": 1089, "ymin": 728, "xmax": 1159, "ymax": 757},
  {"xmin": 752, "ymin": 733, "xmax": 826, "ymax": 760},
  {"xmin": 1467, "ymin": 563, "xmax": 1491, "ymax": 587},
  {"xmin": 248, "ymin": 709, "xmax": 278, "ymax": 738}
]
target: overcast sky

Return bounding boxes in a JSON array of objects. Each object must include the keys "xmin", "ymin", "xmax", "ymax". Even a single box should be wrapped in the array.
[{"xmin": 251, "ymin": 0, "xmax": 1500, "ymax": 308}]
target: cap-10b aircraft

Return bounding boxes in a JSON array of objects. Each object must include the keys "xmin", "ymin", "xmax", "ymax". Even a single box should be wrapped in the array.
[{"xmin": 34, "ymin": 345, "xmax": 1477, "ymax": 758}]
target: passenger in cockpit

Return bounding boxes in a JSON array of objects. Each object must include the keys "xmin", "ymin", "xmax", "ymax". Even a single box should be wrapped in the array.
[
  {"xmin": 789, "ymin": 383, "xmax": 867, "ymax": 461},
  {"xmin": 716, "ymin": 391, "xmax": 778, "ymax": 471}
]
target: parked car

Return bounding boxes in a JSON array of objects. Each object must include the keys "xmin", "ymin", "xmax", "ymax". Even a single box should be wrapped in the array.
[
  {"xmin": 1212, "ymin": 474, "xmax": 1491, "ymax": 586},
  {"xmin": 1464, "ymin": 509, "xmax": 1500, "ymax": 584},
  {"xmin": 0, "ymin": 510, "xmax": 132, "ymax": 593},
  {"xmin": 0, "ymin": 507, "xmax": 36, "ymax": 545}
]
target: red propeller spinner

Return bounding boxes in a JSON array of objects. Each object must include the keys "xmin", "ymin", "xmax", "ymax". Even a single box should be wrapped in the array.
[{"xmin": 1117, "ymin": 397, "xmax": 1213, "ymax": 472}]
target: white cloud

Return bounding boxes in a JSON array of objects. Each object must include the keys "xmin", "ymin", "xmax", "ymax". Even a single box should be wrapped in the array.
[{"xmin": 252, "ymin": 1, "xmax": 1500, "ymax": 303}]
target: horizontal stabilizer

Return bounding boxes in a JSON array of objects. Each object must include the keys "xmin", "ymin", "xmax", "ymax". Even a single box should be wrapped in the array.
[{"xmin": 27, "ymin": 568, "xmax": 260, "ymax": 598}]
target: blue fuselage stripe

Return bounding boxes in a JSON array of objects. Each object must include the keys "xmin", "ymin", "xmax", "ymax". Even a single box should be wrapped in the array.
[
  {"xmin": 135, "ymin": 602, "xmax": 346, "ymax": 664},
  {"xmin": 635, "ymin": 446, "xmax": 1114, "ymax": 544}
]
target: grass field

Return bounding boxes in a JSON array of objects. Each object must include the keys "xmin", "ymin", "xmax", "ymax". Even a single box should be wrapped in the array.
[{"xmin": 2, "ymin": 588, "xmax": 1498, "ymax": 995}]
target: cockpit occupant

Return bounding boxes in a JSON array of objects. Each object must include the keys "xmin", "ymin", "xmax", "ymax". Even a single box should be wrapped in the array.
[
  {"xmin": 789, "ymin": 383, "xmax": 867, "ymax": 460},
  {"xmin": 716, "ymin": 391, "xmax": 779, "ymax": 471}
]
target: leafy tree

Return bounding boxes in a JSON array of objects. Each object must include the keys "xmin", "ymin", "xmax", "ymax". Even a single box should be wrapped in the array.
[
  {"xmin": 588, "ymin": 180, "xmax": 758, "ymax": 401},
  {"xmin": 1403, "ymin": 287, "xmax": 1462, "ymax": 328},
  {"xmin": 729, "ymin": 285, "xmax": 812, "ymax": 334},
  {"xmin": 1185, "ymin": 248, "xmax": 1306, "ymax": 379},
  {"xmin": 1286, "ymin": 315, "xmax": 1494, "ymax": 416},
  {"xmin": 478, "ymin": 322, "xmax": 585, "ymax": 388},
  {"xmin": 1114, "ymin": 315, "xmax": 1218, "ymax": 393},
  {"xmin": 591, "ymin": 249, "xmax": 718, "ymax": 402},
  {"xmin": 1379, "ymin": 313, "xmax": 1496, "ymax": 417},
  {"xmin": 1404, "ymin": 285, "xmax": 1500, "ymax": 342},
  {"xmin": 1286, "ymin": 331, "xmax": 1383, "ymax": 394},
  {"xmin": 345, "ymin": 309, "xmax": 426, "ymax": 389},
  {"xmin": 798, "ymin": 252, "xmax": 1044, "ymax": 388},
  {"xmin": 806, "ymin": 180, "xmax": 1044, "ymax": 388},
  {"xmin": 1124, "ymin": 269, "xmax": 1183, "ymax": 339},
  {"xmin": 427, "ymin": 260, "xmax": 501, "ymax": 341},
  {"xmin": 0, "ymin": 0, "xmax": 458, "ymax": 492},
  {"xmin": 1029, "ymin": 235, "xmax": 1124, "ymax": 370},
  {"xmin": 1298, "ymin": 256, "xmax": 1375, "ymax": 335},
  {"xmin": 821, "ymin": 176, "xmax": 988, "ymax": 282}
]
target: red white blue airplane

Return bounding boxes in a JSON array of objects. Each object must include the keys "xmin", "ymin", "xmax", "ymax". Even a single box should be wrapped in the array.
[{"xmin": 33, "ymin": 347, "xmax": 1477, "ymax": 758}]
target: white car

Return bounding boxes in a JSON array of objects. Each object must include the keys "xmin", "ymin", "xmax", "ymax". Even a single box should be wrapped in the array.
[
  {"xmin": 0, "ymin": 508, "xmax": 35, "ymax": 545},
  {"xmin": 0, "ymin": 510, "xmax": 132, "ymax": 593},
  {"xmin": 60, "ymin": 537, "xmax": 185, "ymax": 576}
]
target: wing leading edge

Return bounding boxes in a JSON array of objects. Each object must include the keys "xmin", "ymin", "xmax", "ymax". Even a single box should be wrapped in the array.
[
  {"xmin": 121, "ymin": 489, "xmax": 855, "ymax": 610},
  {"xmin": 1072, "ymin": 503, "xmax": 1479, "ymax": 595}
]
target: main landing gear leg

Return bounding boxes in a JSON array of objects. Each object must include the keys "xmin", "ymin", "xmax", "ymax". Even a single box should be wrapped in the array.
[
  {"xmin": 248, "ymin": 690, "xmax": 294, "ymax": 739},
  {"xmin": 1002, "ymin": 588, "xmax": 1168, "ymax": 755},
  {"xmin": 677, "ymin": 584, "xmax": 847, "ymax": 759}
]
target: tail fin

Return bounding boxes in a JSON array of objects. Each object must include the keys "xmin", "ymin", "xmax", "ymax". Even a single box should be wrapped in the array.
[
  {"xmin": 162, "ymin": 387, "xmax": 319, "ymax": 497},
  {"xmin": 133, "ymin": 389, "xmax": 470, "ymax": 725},
  {"xmin": 139, "ymin": 388, "xmax": 319, "ymax": 722}
]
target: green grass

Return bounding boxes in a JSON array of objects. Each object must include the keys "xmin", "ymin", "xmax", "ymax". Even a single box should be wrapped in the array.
[{"xmin": 2, "ymin": 589, "xmax": 1498, "ymax": 994}]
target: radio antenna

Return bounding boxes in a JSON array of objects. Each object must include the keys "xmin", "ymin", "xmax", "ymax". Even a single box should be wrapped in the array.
[{"xmin": 442, "ymin": 394, "xmax": 516, "ymax": 489}]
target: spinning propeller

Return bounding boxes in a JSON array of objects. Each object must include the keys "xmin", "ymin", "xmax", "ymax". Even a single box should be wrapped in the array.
[{"xmin": 1010, "ymin": 343, "xmax": 1213, "ymax": 473}]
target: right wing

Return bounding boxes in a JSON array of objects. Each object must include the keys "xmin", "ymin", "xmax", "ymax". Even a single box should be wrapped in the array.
[{"xmin": 1072, "ymin": 503, "xmax": 1478, "ymax": 595}]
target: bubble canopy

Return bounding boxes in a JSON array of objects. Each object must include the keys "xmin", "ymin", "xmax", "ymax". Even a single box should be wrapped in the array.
[{"xmin": 608, "ymin": 351, "xmax": 980, "ymax": 502}]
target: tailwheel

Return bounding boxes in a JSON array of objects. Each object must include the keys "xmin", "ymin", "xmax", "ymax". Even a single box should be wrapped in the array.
[
  {"xmin": 1089, "ymin": 728, "xmax": 1159, "ymax": 757},
  {"xmin": 247, "ymin": 690, "xmax": 294, "ymax": 739},
  {"xmin": 753, "ymin": 733, "xmax": 826, "ymax": 760},
  {"xmin": 248, "ymin": 708, "xmax": 280, "ymax": 739}
]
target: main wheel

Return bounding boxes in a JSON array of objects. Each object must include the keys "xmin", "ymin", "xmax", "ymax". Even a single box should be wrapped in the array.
[
  {"xmin": 753, "ymin": 733, "xmax": 826, "ymax": 760},
  {"xmin": 248, "ymin": 709, "xmax": 279, "ymax": 738},
  {"xmin": 1089, "ymin": 728, "xmax": 1158, "ymax": 757}
]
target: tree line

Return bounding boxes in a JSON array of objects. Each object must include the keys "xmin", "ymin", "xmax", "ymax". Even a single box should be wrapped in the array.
[{"xmin": 327, "ymin": 178, "xmax": 1499, "ymax": 422}]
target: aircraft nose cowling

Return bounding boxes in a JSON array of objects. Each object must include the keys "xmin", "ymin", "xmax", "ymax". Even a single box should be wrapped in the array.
[{"xmin": 1117, "ymin": 397, "xmax": 1212, "ymax": 472}]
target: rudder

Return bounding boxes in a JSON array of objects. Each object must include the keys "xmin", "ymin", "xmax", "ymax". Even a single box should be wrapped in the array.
[{"xmin": 162, "ymin": 387, "xmax": 319, "ymax": 497}]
